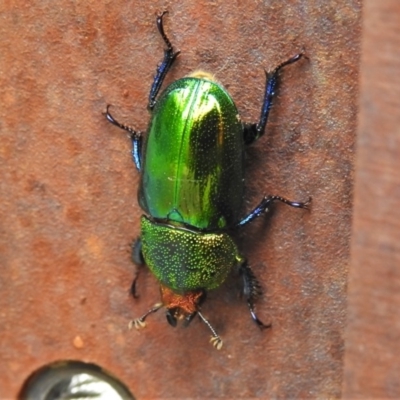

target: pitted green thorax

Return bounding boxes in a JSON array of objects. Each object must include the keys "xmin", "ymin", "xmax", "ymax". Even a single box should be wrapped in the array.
[{"xmin": 140, "ymin": 216, "xmax": 241, "ymax": 292}]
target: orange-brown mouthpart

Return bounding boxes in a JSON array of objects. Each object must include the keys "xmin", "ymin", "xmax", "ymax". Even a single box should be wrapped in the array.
[{"xmin": 160, "ymin": 285, "xmax": 203, "ymax": 316}]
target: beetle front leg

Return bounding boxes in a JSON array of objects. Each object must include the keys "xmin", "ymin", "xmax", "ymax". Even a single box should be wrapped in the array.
[
  {"xmin": 198, "ymin": 311, "xmax": 223, "ymax": 350},
  {"xmin": 239, "ymin": 258, "xmax": 271, "ymax": 330},
  {"xmin": 129, "ymin": 238, "xmax": 145, "ymax": 298},
  {"xmin": 148, "ymin": 11, "xmax": 180, "ymax": 110},
  {"xmin": 129, "ymin": 302, "xmax": 163, "ymax": 330},
  {"xmin": 105, "ymin": 105, "xmax": 143, "ymax": 171},
  {"xmin": 236, "ymin": 195, "xmax": 311, "ymax": 228},
  {"xmin": 243, "ymin": 54, "xmax": 303, "ymax": 145}
]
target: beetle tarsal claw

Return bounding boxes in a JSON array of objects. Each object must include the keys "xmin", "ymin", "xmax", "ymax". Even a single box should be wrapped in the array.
[
  {"xmin": 129, "ymin": 318, "xmax": 146, "ymax": 330},
  {"xmin": 210, "ymin": 336, "xmax": 223, "ymax": 350}
]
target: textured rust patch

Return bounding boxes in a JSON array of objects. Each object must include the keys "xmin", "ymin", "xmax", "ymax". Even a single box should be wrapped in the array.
[{"xmin": 343, "ymin": 0, "xmax": 400, "ymax": 398}]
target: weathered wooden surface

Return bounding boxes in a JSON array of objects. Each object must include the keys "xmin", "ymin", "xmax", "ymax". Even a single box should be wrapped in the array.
[
  {"xmin": 0, "ymin": 1, "xmax": 359, "ymax": 398},
  {"xmin": 343, "ymin": 0, "xmax": 400, "ymax": 398}
]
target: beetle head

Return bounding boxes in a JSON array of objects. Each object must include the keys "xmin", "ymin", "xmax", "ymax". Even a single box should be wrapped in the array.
[{"xmin": 160, "ymin": 285, "xmax": 206, "ymax": 327}]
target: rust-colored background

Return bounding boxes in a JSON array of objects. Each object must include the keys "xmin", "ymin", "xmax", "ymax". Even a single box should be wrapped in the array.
[
  {"xmin": 342, "ymin": 0, "xmax": 400, "ymax": 398},
  {"xmin": 1, "ymin": 0, "xmax": 361, "ymax": 398}
]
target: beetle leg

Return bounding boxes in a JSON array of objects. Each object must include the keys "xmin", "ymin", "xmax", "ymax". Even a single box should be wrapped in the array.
[
  {"xmin": 105, "ymin": 105, "xmax": 142, "ymax": 171},
  {"xmin": 239, "ymin": 259, "xmax": 271, "ymax": 330},
  {"xmin": 166, "ymin": 309, "xmax": 178, "ymax": 327},
  {"xmin": 129, "ymin": 302, "xmax": 163, "ymax": 330},
  {"xmin": 129, "ymin": 238, "xmax": 144, "ymax": 298},
  {"xmin": 243, "ymin": 53, "xmax": 304, "ymax": 145},
  {"xmin": 183, "ymin": 311, "xmax": 197, "ymax": 327},
  {"xmin": 198, "ymin": 311, "xmax": 223, "ymax": 350},
  {"xmin": 148, "ymin": 11, "xmax": 180, "ymax": 110},
  {"xmin": 236, "ymin": 195, "xmax": 311, "ymax": 228}
]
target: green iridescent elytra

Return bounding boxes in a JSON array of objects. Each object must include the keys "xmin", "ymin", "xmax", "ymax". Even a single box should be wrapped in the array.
[{"xmin": 139, "ymin": 77, "xmax": 244, "ymax": 230}]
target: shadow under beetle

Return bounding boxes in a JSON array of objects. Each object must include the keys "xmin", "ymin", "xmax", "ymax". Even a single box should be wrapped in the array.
[{"xmin": 105, "ymin": 12, "xmax": 310, "ymax": 349}]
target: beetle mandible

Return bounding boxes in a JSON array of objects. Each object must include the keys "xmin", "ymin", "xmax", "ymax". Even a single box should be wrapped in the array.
[{"xmin": 105, "ymin": 12, "xmax": 310, "ymax": 349}]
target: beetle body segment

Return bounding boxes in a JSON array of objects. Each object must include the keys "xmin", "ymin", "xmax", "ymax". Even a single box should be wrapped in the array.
[
  {"xmin": 141, "ymin": 216, "xmax": 239, "ymax": 292},
  {"xmin": 139, "ymin": 77, "xmax": 244, "ymax": 230}
]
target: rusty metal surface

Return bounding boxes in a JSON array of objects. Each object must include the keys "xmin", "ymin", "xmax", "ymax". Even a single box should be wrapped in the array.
[
  {"xmin": 0, "ymin": 1, "xmax": 360, "ymax": 398},
  {"xmin": 343, "ymin": 0, "xmax": 400, "ymax": 398}
]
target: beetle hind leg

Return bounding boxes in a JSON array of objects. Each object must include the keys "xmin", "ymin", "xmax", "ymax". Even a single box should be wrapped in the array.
[
  {"xmin": 239, "ymin": 259, "xmax": 271, "ymax": 330},
  {"xmin": 148, "ymin": 11, "xmax": 180, "ymax": 110},
  {"xmin": 243, "ymin": 53, "xmax": 304, "ymax": 145}
]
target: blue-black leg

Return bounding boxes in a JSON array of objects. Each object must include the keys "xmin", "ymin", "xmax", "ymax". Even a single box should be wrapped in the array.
[
  {"xmin": 129, "ymin": 238, "xmax": 144, "ymax": 298},
  {"xmin": 105, "ymin": 105, "xmax": 142, "ymax": 171},
  {"xmin": 148, "ymin": 11, "xmax": 180, "ymax": 110},
  {"xmin": 244, "ymin": 54, "xmax": 303, "ymax": 145},
  {"xmin": 239, "ymin": 259, "xmax": 271, "ymax": 329},
  {"xmin": 237, "ymin": 195, "xmax": 311, "ymax": 228},
  {"xmin": 128, "ymin": 237, "xmax": 163, "ymax": 330}
]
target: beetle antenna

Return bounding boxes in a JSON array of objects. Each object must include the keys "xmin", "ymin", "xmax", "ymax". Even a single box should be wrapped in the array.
[
  {"xmin": 198, "ymin": 311, "xmax": 223, "ymax": 350},
  {"xmin": 129, "ymin": 303, "xmax": 163, "ymax": 330}
]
